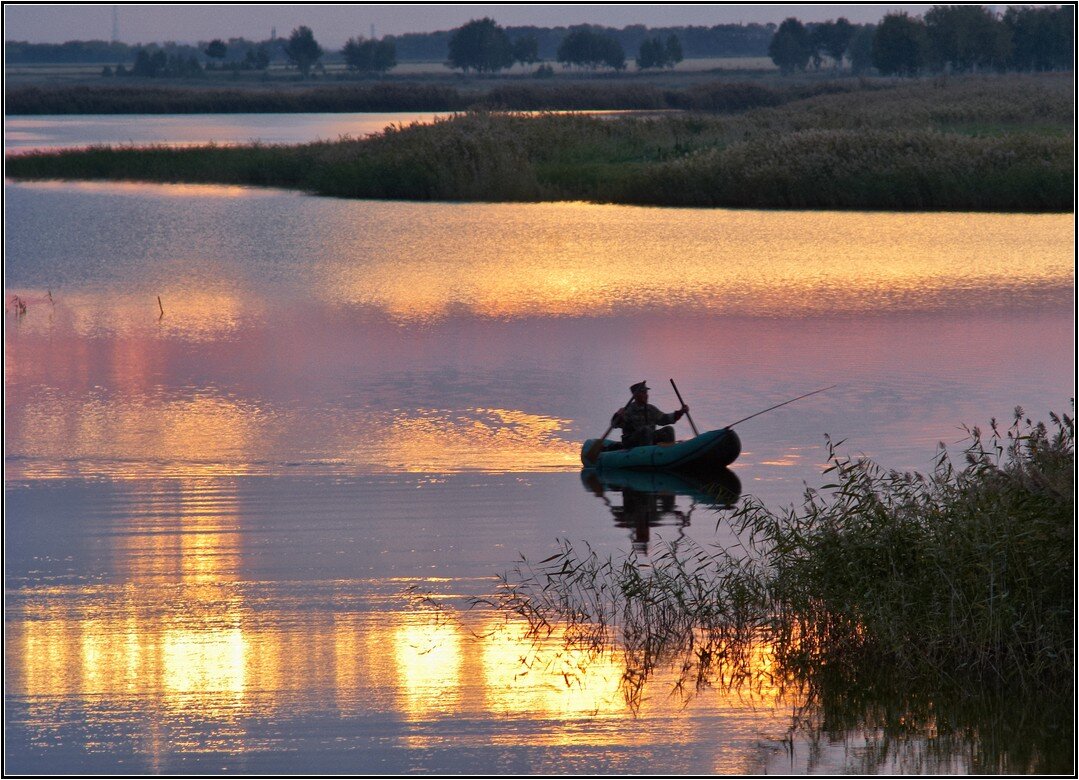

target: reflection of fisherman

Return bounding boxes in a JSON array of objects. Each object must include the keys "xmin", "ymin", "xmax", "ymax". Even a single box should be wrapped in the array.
[
  {"xmin": 615, "ymin": 489, "xmax": 686, "ymax": 553},
  {"xmin": 611, "ymin": 381, "xmax": 689, "ymax": 449}
]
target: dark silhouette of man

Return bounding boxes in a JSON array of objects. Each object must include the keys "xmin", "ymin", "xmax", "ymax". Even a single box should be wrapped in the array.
[{"xmin": 611, "ymin": 381, "xmax": 688, "ymax": 449}]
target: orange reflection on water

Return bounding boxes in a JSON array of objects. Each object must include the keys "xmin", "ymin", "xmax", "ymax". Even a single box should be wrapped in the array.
[
  {"xmin": 479, "ymin": 618, "xmax": 627, "ymax": 721},
  {"xmin": 7, "ymin": 393, "xmax": 580, "ymax": 480},
  {"xmin": 390, "ymin": 618, "xmax": 465, "ymax": 720},
  {"xmin": 368, "ymin": 408, "xmax": 580, "ymax": 473},
  {"xmin": 323, "ymin": 206, "xmax": 1073, "ymax": 321},
  {"xmin": 10, "ymin": 586, "xmax": 795, "ymax": 760},
  {"xmin": 9, "ymin": 392, "xmax": 265, "ymax": 480},
  {"xmin": 7, "ymin": 179, "xmax": 274, "ymax": 199}
]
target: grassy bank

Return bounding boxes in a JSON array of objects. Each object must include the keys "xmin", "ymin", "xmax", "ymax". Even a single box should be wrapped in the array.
[
  {"xmin": 6, "ymin": 75, "xmax": 1071, "ymax": 211},
  {"xmin": 480, "ymin": 408, "xmax": 1072, "ymax": 769},
  {"xmin": 5, "ymin": 77, "xmax": 882, "ymax": 115}
]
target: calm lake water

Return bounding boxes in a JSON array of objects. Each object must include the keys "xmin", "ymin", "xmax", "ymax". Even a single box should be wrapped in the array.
[
  {"xmin": 4, "ymin": 126, "xmax": 1074, "ymax": 775},
  {"xmin": 4, "ymin": 112, "xmax": 448, "ymax": 152}
]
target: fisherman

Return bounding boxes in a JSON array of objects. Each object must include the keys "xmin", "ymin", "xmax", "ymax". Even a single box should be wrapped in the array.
[{"xmin": 611, "ymin": 381, "xmax": 689, "ymax": 449}]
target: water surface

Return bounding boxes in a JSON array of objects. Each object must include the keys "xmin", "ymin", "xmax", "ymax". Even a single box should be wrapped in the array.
[
  {"xmin": 5, "ymin": 112, "xmax": 447, "ymax": 152},
  {"xmin": 5, "ymin": 179, "xmax": 1073, "ymax": 774}
]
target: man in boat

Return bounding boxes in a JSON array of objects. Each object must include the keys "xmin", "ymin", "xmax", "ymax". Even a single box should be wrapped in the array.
[{"xmin": 611, "ymin": 381, "xmax": 689, "ymax": 449}]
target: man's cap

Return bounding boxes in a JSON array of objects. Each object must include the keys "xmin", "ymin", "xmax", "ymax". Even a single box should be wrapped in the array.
[{"xmin": 630, "ymin": 381, "xmax": 649, "ymax": 394}]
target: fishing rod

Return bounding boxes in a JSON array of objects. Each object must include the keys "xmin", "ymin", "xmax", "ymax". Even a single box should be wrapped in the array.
[{"xmin": 725, "ymin": 385, "xmax": 837, "ymax": 429}]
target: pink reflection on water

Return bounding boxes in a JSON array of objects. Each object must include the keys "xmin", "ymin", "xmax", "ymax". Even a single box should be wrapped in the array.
[{"xmin": 5, "ymin": 286, "xmax": 1072, "ymax": 488}]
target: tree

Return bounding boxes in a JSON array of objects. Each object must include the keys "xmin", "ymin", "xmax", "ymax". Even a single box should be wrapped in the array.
[
  {"xmin": 343, "ymin": 36, "xmax": 396, "ymax": 73},
  {"xmin": 557, "ymin": 28, "xmax": 625, "ymax": 70},
  {"xmin": 243, "ymin": 46, "xmax": 271, "ymax": 70},
  {"xmin": 204, "ymin": 38, "xmax": 228, "ymax": 64},
  {"xmin": 637, "ymin": 34, "xmax": 683, "ymax": 70},
  {"xmin": 768, "ymin": 18, "xmax": 812, "ymax": 74},
  {"xmin": 925, "ymin": 5, "xmax": 1011, "ymax": 72},
  {"xmin": 872, "ymin": 13, "xmax": 927, "ymax": 76},
  {"xmin": 816, "ymin": 17, "xmax": 854, "ymax": 68},
  {"xmin": 636, "ymin": 37, "xmax": 663, "ymax": 69},
  {"xmin": 511, "ymin": 34, "xmax": 539, "ymax": 65},
  {"xmin": 447, "ymin": 18, "xmax": 514, "ymax": 73},
  {"xmin": 847, "ymin": 24, "xmax": 876, "ymax": 75},
  {"xmin": 1004, "ymin": 5, "xmax": 1074, "ymax": 71},
  {"xmin": 664, "ymin": 35, "xmax": 684, "ymax": 68},
  {"xmin": 131, "ymin": 48, "xmax": 166, "ymax": 77},
  {"xmin": 284, "ymin": 26, "xmax": 323, "ymax": 77}
]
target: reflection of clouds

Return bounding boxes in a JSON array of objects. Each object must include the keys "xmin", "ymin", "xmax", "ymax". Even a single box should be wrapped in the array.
[
  {"xmin": 7, "ymin": 180, "xmax": 272, "ymax": 198},
  {"xmin": 6, "ymin": 388, "xmax": 579, "ymax": 479},
  {"xmin": 5, "ymin": 286, "xmax": 260, "ymax": 341},
  {"xmin": 10, "ymin": 391, "xmax": 265, "ymax": 480},
  {"xmin": 321, "ymin": 207, "xmax": 1073, "ymax": 322},
  {"xmin": 371, "ymin": 407, "xmax": 579, "ymax": 473},
  {"xmin": 7, "ymin": 113, "xmax": 446, "ymax": 152}
]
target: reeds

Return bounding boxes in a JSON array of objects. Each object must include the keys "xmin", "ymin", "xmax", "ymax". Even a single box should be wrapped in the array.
[
  {"xmin": 479, "ymin": 408, "xmax": 1073, "ymax": 733},
  {"xmin": 6, "ymin": 75, "xmax": 1072, "ymax": 211}
]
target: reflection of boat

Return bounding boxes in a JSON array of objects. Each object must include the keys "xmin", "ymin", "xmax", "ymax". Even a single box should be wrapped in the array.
[
  {"xmin": 581, "ymin": 466, "xmax": 742, "ymax": 552},
  {"xmin": 580, "ymin": 427, "xmax": 741, "ymax": 471},
  {"xmin": 581, "ymin": 467, "xmax": 742, "ymax": 508}
]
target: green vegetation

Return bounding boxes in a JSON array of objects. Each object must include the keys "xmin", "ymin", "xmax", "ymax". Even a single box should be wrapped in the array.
[
  {"xmin": 7, "ymin": 75, "xmax": 1070, "ymax": 212},
  {"xmin": 768, "ymin": 6, "xmax": 1072, "ymax": 76},
  {"xmin": 447, "ymin": 18, "xmax": 515, "ymax": 74},
  {"xmin": 557, "ymin": 28, "xmax": 627, "ymax": 71},
  {"xmin": 5, "ymin": 76, "xmax": 866, "ymax": 115},
  {"xmin": 283, "ymin": 26, "xmax": 323, "ymax": 77},
  {"xmin": 342, "ymin": 36, "xmax": 396, "ymax": 74},
  {"xmin": 636, "ymin": 35, "xmax": 683, "ymax": 70},
  {"xmin": 477, "ymin": 408, "xmax": 1072, "ymax": 770}
]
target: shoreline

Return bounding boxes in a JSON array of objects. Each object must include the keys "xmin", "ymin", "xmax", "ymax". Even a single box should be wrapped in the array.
[{"xmin": 6, "ymin": 75, "xmax": 1072, "ymax": 213}]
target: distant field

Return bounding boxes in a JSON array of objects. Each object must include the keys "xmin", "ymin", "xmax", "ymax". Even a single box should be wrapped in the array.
[
  {"xmin": 384, "ymin": 56, "xmax": 777, "ymax": 75},
  {"xmin": 3, "ymin": 56, "xmax": 778, "ymax": 86}
]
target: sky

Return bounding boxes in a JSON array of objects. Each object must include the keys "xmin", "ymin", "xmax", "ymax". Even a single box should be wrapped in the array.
[{"xmin": 4, "ymin": 3, "xmax": 947, "ymax": 49}]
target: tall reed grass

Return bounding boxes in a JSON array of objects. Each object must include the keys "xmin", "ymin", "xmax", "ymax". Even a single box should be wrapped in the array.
[
  {"xmin": 6, "ymin": 75, "xmax": 1071, "ymax": 211},
  {"xmin": 479, "ymin": 408, "xmax": 1073, "ymax": 759}
]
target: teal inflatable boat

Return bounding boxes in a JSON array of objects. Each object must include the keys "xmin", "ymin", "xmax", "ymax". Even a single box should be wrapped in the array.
[{"xmin": 580, "ymin": 427, "xmax": 741, "ymax": 472}]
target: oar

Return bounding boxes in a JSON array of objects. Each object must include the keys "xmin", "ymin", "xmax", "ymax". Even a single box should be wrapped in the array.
[
  {"xmin": 725, "ymin": 385, "xmax": 837, "ymax": 428},
  {"xmin": 585, "ymin": 396, "xmax": 633, "ymax": 464},
  {"xmin": 669, "ymin": 378, "xmax": 699, "ymax": 436}
]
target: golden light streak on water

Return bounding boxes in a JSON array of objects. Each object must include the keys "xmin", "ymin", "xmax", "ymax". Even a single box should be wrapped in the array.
[
  {"xmin": 321, "ymin": 207, "xmax": 1073, "ymax": 321},
  {"xmin": 9, "ymin": 394, "xmax": 264, "ymax": 480},
  {"xmin": 390, "ymin": 618, "xmax": 465, "ymax": 720},
  {"xmin": 7, "ymin": 396, "xmax": 580, "ymax": 479},
  {"xmin": 4, "ymin": 180, "xmax": 272, "ymax": 198},
  {"xmin": 479, "ymin": 618, "xmax": 628, "ymax": 721},
  {"xmin": 369, "ymin": 408, "xmax": 581, "ymax": 473},
  {"xmin": 161, "ymin": 627, "xmax": 248, "ymax": 702},
  {"xmin": 10, "ymin": 588, "xmax": 796, "ymax": 761}
]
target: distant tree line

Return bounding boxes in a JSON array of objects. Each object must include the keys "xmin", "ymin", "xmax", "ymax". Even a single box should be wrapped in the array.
[
  {"xmin": 395, "ymin": 22, "xmax": 772, "ymax": 61},
  {"xmin": 636, "ymin": 36, "xmax": 684, "ymax": 70},
  {"xmin": 769, "ymin": 5, "xmax": 1073, "ymax": 76},
  {"xmin": 445, "ymin": 19, "xmax": 687, "ymax": 73},
  {"xmin": 6, "ymin": 39, "xmax": 133, "ymax": 63},
  {"xmin": 5, "ymin": 21, "xmax": 771, "ymax": 69}
]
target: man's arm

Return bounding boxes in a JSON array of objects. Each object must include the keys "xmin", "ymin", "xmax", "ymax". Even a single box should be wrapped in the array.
[{"xmin": 654, "ymin": 404, "xmax": 688, "ymax": 425}]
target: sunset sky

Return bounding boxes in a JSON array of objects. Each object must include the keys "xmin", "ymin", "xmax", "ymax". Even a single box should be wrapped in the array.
[{"xmin": 5, "ymin": 3, "xmax": 942, "ymax": 48}]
